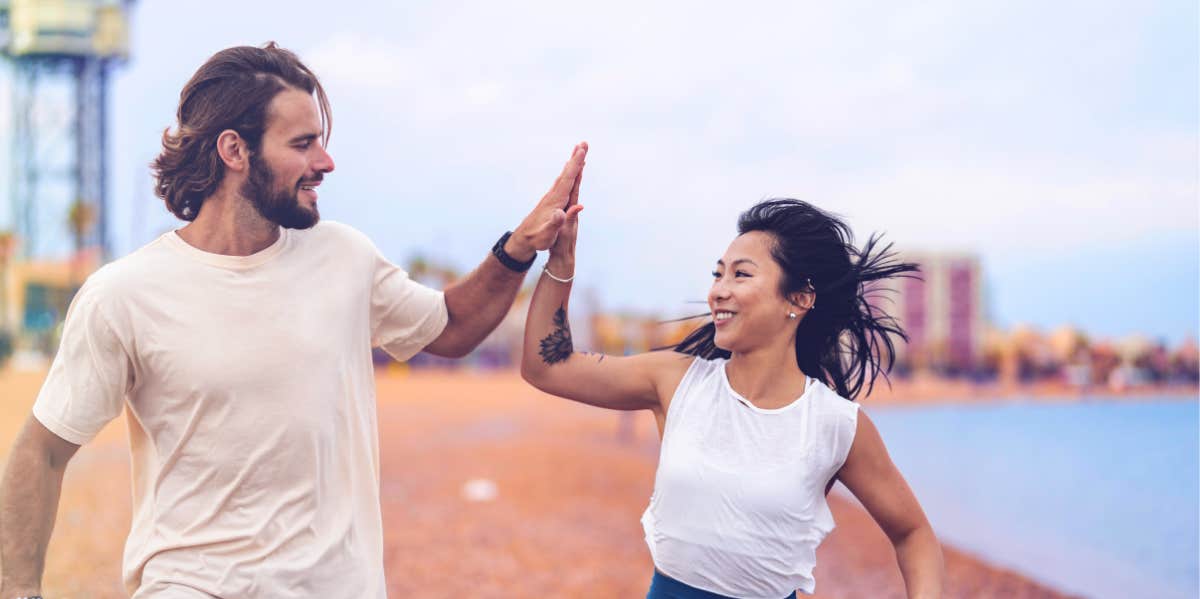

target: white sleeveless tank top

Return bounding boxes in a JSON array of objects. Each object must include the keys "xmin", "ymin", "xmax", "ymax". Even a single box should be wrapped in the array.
[{"xmin": 641, "ymin": 357, "xmax": 860, "ymax": 597}]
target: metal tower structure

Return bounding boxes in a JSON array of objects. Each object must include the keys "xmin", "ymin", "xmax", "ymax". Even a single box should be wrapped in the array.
[{"xmin": 0, "ymin": 0, "xmax": 133, "ymax": 261}]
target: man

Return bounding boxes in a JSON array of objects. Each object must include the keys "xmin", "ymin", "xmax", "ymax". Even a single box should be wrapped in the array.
[{"xmin": 0, "ymin": 42, "xmax": 587, "ymax": 598}]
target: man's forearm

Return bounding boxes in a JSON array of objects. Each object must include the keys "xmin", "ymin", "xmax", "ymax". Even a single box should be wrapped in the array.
[
  {"xmin": 0, "ymin": 440, "xmax": 67, "ymax": 595},
  {"xmin": 438, "ymin": 251, "xmax": 529, "ymax": 356}
]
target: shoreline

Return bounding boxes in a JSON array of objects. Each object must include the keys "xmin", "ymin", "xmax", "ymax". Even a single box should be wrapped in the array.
[
  {"xmin": 817, "ymin": 493, "xmax": 1082, "ymax": 598},
  {"xmin": 860, "ymin": 374, "xmax": 1197, "ymax": 406}
]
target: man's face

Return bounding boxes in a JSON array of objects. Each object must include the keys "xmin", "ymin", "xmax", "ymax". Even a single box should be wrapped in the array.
[{"xmin": 241, "ymin": 88, "xmax": 335, "ymax": 229}]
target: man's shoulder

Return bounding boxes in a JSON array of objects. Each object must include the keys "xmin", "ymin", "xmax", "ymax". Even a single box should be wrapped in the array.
[
  {"xmin": 82, "ymin": 234, "xmax": 176, "ymax": 295},
  {"xmin": 295, "ymin": 220, "xmax": 376, "ymax": 252}
]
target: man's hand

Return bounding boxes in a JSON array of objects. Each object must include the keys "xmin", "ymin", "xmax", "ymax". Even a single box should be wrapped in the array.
[
  {"xmin": 505, "ymin": 142, "xmax": 588, "ymax": 261},
  {"xmin": 423, "ymin": 142, "xmax": 589, "ymax": 358}
]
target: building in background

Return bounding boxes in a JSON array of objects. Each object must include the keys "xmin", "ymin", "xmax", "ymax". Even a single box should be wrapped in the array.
[
  {"xmin": 887, "ymin": 251, "xmax": 987, "ymax": 375},
  {"xmin": 0, "ymin": 0, "xmax": 134, "ymax": 362}
]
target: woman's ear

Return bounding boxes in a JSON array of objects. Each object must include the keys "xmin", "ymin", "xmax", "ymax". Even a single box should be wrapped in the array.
[{"xmin": 789, "ymin": 290, "xmax": 816, "ymax": 312}]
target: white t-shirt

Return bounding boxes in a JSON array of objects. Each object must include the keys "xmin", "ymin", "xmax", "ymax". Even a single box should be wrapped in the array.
[
  {"xmin": 641, "ymin": 357, "xmax": 860, "ymax": 598},
  {"xmin": 32, "ymin": 221, "xmax": 448, "ymax": 598}
]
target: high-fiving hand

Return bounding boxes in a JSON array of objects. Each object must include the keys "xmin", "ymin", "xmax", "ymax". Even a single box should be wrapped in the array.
[
  {"xmin": 550, "ymin": 146, "xmax": 584, "ymax": 260},
  {"xmin": 505, "ymin": 142, "xmax": 588, "ymax": 261}
]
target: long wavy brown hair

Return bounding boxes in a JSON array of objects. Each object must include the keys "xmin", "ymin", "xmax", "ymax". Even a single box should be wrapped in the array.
[{"xmin": 151, "ymin": 42, "xmax": 332, "ymax": 221}]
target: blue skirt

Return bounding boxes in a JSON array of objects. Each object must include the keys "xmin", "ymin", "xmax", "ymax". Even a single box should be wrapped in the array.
[{"xmin": 646, "ymin": 570, "xmax": 798, "ymax": 599}]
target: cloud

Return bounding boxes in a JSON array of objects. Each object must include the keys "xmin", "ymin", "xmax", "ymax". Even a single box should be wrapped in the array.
[{"xmin": 101, "ymin": 0, "xmax": 1198, "ymax": 337}]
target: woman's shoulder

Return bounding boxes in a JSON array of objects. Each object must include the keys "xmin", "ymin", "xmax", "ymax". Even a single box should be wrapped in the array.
[
  {"xmin": 636, "ymin": 351, "xmax": 714, "ymax": 410},
  {"xmin": 639, "ymin": 350, "xmax": 706, "ymax": 381},
  {"xmin": 654, "ymin": 352, "xmax": 728, "ymax": 381},
  {"xmin": 806, "ymin": 378, "xmax": 861, "ymax": 418}
]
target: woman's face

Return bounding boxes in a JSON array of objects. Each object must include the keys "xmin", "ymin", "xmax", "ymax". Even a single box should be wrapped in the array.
[{"xmin": 708, "ymin": 231, "xmax": 799, "ymax": 353}]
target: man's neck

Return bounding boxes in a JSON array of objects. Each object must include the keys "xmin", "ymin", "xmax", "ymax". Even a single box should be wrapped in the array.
[{"xmin": 176, "ymin": 189, "xmax": 280, "ymax": 256}]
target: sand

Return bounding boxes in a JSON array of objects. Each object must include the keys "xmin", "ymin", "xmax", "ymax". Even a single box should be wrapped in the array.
[{"xmin": 0, "ymin": 368, "xmax": 1078, "ymax": 598}]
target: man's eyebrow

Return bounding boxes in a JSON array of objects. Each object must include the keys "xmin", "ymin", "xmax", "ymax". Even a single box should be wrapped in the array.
[{"xmin": 289, "ymin": 132, "xmax": 320, "ymax": 143}]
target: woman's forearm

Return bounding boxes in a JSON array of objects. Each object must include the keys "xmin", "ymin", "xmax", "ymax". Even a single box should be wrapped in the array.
[
  {"xmin": 894, "ymin": 524, "xmax": 944, "ymax": 599},
  {"xmin": 521, "ymin": 252, "xmax": 576, "ymax": 380}
]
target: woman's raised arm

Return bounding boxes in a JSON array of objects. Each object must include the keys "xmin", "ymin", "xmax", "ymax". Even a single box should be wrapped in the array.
[{"xmin": 519, "ymin": 162, "xmax": 689, "ymax": 416}]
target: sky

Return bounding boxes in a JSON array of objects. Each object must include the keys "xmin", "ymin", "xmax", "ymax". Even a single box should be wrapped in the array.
[{"xmin": 4, "ymin": 0, "xmax": 1198, "ymax": 342}]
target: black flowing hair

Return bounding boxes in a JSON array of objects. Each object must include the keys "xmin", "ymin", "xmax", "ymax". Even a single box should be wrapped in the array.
[{"xmin": 674, "ymin": 199, "xmax": 919, "ymax": 401}]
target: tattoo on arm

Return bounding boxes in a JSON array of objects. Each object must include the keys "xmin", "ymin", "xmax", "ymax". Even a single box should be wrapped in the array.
[
  {"xmin": 581, "ymin": 352, "xmax": 606, "ymax": 363},
  {"xmin": 539, "ymin": 306, "xmax": 573, "ymax": 365}
]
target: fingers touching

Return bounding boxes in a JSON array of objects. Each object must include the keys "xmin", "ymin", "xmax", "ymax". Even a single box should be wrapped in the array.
[{"xmin": 551, "ymin": 142, "xmax": 588, "ymax": 201}]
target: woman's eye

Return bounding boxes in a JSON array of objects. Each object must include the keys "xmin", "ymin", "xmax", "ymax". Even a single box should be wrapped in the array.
[
  {"xmin": 735, "ymin": 270, "xmax": 750, "ymax": 278},
  {"xmin": 711, "ymin": 270, "xmax": 722, "ymax": 279}
]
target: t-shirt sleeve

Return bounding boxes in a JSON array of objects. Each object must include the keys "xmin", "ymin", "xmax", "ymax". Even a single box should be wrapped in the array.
[
  {"xmin": 369, "ymin": 250, "xmax": 449, "ymax": 362},
  {"xmin": 32, "ymin": 280, "xmax": 133, "ymax": 446}
]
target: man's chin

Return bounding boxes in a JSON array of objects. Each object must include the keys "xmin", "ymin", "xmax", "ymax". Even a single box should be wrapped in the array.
[
  {"xmin": 273, "ymin": 204, "xmax": 320, "ymax": 230},
  {"xmin": 279, "ymin": 211, "xmax": 319, "ymax": 230}
]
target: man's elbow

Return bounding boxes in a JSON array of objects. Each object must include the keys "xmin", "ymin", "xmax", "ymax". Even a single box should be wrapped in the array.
[
  {"xmin": 423, "ymin": 327, "xmax": 480, "ymax": 359},
  {"xmin": 438, "ymin": 340, "xmax": 476, "ymax": 359}
]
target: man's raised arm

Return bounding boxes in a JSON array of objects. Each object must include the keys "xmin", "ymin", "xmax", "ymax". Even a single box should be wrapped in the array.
[{"xmin": 422, "ymin": 142, "xmax": 588, "ymax": 358}]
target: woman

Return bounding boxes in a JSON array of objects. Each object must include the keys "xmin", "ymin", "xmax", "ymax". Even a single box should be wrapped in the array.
[{"xmin": 522, "ymin": 168, "xmax": 944, "ymax": 597}]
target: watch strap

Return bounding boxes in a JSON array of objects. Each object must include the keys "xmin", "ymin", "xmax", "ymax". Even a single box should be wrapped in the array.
[{"xmin": 491, "ymin": 231, "xmax": 535, "ymax": 273}]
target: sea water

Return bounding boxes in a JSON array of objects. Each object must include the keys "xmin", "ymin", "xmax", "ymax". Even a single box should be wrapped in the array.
[{"xmin": 862, "ymin": 397, "xmax": 1199, "ymax": 599}]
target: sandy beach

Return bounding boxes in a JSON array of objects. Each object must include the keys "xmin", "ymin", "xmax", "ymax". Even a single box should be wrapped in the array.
[{"xmin": 0, "ymin": 368, "xmax": 1078, "ymax": 598}]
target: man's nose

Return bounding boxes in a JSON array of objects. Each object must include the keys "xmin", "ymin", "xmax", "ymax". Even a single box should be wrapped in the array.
[{"xmin": 317, "ymin": 146, "xmax": 336, "ymax": 173}]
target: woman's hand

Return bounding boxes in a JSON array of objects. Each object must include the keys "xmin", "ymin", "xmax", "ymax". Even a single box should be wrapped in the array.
[{"xmin": 548, "ymin": 148, "xmax": 585, "ymax": 262}]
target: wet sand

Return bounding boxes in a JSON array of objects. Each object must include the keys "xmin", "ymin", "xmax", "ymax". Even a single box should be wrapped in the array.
[{"xmin": 0, "ymin": 368, "xmax": 1077, "ymax": 597}]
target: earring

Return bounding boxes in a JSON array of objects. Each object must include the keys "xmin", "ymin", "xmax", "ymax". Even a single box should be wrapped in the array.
[{"xmin": 788, "ymin": 312, "xmax": 797, "ymax": 319}]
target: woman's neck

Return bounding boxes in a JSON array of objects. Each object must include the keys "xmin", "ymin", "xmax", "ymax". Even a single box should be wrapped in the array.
[{"xmin": 725, "ymin": 342, "xmax": 808, "ymax": 409}]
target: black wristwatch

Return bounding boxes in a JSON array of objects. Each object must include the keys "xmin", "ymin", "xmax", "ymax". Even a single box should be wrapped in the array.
[{"xmin": 491, "ymin": 231, "xmax": 536, "ymax": 273}]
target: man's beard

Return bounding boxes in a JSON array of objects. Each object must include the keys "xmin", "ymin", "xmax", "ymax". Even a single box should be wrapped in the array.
[{"xmin": 241, "ymin": 153, "xmax": 320, "ymax": 230}]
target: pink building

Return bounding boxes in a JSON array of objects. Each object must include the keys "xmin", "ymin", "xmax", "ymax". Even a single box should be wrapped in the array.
[{"xmin": 886, "ymin": 252, "xmax": 986, "ymax": 373}]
